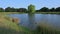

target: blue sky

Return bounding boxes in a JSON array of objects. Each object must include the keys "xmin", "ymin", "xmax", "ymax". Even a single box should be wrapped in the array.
[{"xmin": 0, "ymin": 0, "xmax": 60, "ymax": 10}]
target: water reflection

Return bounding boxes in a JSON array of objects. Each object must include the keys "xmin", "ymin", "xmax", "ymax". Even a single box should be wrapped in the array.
[
  {"xmin": 28, "ymin": 14, "xmax": 36, "ymax": 29},
  {"xmin": 9, "ymin": 14, "xmax": 60, "ymax": 29}
]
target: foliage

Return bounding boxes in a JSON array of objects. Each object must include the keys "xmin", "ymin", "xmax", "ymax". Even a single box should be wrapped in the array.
[
  {"xmin": 0, "ymin": 8, "xmax": 4, "ymax": 12},
  {"xmin": 55, "ymin": 7, "xmax": 60, "ymax": 11},
  {"xmin": 0, "ymin": 5, "xmax": 60, "ymax": 13},
  {"xmin": 50, "ymin": 8, "xmax": 55, "ymax": 12},
  {"xmin": 5, "ymin": 7, "xmax": 16, "ymax": 12},
  {"xmin": 39, "ymin": 7, "xmax": 49, "ymax": 12},
  {"xmin": 28, "ymin": 4, "xmax": 35, "ymax": 13},
  {"xmin": 17, "ymin": 8, "xmax": 27, "ymax": 12}
]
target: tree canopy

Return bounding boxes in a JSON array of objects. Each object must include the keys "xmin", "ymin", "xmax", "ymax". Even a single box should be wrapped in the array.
[
  {"xmin": 28, "ymin": 4, "xmax": 35, "ymax": 13},
  {"xmin": 0, "ymin": 8, "xmax": 4, "ymax": 12},
  {"xmin": 39, "ymin": 7, "xmax": 49, "ymax": 12}
]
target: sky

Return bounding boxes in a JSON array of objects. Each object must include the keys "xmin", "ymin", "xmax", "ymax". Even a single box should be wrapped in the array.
[{"xmin": 0, "ymin": 0, "xmax": 60, "ymax": 10}]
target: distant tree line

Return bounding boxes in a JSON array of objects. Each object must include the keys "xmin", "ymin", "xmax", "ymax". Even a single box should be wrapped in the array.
[
  {"xmin": 36, "ymin": 7, "xmax": 60, "ymax": 12},
  {"xmin": 0, "ymin": 5, "xmax": 60, "ymax": 12},
  {"xmin": 4, "ymin": 7, "xmax": 28, "ymax": 13},
  {"xmin": 0, "ymin": 7, "xmax": 28, "ymax": 13}
]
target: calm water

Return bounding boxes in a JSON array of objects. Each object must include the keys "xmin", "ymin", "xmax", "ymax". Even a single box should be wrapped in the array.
[{"xmin": 9, "ymin": 14, "xmax": 60, "ymax": 29}]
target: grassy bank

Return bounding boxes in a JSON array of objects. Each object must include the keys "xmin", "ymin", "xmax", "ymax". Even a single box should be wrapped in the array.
[
  {"xmin": 0, "ymin": 12, "xmax": 60, "ymax": 14},
  {"xmin": 0, "ymin": 13, "xmax": 32, "ymax": 34},
  {"xmin": 36, "ymin": 12, "xmax": 60, "ymax": 14},
  {"xmin": 32, "ymin": 22, "xmax": 60, "ymax": 34}
]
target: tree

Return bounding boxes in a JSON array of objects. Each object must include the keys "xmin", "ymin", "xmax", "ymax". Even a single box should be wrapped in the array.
[
  {"xmin": 17, "ymin": 8, "xmax": 27, "ymax": 13},
  {"xmin": 49, "ymin": 8, "xmax": 55, "ymax": 12},
  {"xmin": 40, "ymin": 7, "xmax": 49, "ymax": 12},
  {"xmin": 55, "ymin": 7, "xmax": 60, "ymax": 12},
  {"xmin": 0, "ymin": 8, "xmax": 4, "ymax": 12},
  {"xmin": 5, "ymin": 7, "xmax": 11, "ymax": 12},
  {"xmin": 5, "ymin": 7, "xmax": 16, "ymax": 12},
  {"xmin": 28, "ymin": 4, "xmax": 35, "ymax": 13}
]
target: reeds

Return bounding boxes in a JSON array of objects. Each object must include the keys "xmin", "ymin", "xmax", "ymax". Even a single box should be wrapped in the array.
[{"xmin": 34, "ymin": 22, "xmax": 60, "ymax": 34}]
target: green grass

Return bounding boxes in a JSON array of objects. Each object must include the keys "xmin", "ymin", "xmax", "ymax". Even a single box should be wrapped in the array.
[
  {"xmin": 0, "ymin": 12, "xmax": 32, "ymax": 34},
  {"xmin": 32, "ymin": 22, "xmax": 60, "ymax": 34},
  {"xmin": 1, "ymin": 12, "xmax": 60, "ymax": 14},
  {"xmin": 36, "ymin": 12, "xmax": 60, "ymax": 14}
]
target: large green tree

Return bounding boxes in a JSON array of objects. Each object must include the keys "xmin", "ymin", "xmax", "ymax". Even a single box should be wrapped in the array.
[{"xmin": 28, "ymin": 4, "xmax": 35, "ymax": 13}]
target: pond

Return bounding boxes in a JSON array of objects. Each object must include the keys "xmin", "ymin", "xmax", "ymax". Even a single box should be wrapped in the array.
[{"xmin": 9, "ymin": 14, "xmax": 60, "ymax": 30}]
